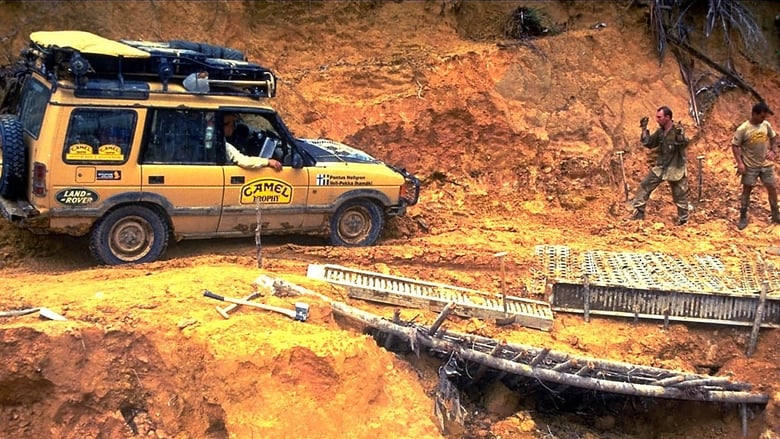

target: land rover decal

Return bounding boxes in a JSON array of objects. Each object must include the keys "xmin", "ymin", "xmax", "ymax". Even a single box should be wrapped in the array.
[
  {"xmin": 56, "ymin": 188, "xmax": 99, "ymax": 205},
  {"xmin": 240, "ymin": 178, "xmax": 293, "ymax": 204}
]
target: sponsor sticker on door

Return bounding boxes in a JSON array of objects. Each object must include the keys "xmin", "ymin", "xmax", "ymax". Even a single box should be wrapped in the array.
[{"xmin": 240, "ymin": 178, "xmax": 293, "ymax": 204}]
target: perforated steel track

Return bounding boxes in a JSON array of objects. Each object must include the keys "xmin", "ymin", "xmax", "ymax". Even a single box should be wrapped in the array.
[
  {"xmin": 307, "ymin": 263, "xmax": 553, "ymax": 331},
  {"xmin": 536, "ymin": 245, "xmax": 780, "ymax": 327}
]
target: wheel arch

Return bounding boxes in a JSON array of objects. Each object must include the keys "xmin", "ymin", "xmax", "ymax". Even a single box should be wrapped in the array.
[
  {"xmin": 93, "ymin": 192, "xmax": 175, "ymax": 235},
  {"xmin": 329, "ymin": 189, "xmax": 393, "ymax": 215}
]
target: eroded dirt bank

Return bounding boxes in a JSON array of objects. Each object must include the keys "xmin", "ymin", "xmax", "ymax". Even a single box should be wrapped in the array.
[{"xmin": 2, "ymin": 1, "xmax": 780, "ymax": 438}]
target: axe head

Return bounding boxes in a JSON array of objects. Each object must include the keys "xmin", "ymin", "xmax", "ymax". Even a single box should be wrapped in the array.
[{"xmin": 38, "ymin": 307, "xmax": 67, "ymax": 321}]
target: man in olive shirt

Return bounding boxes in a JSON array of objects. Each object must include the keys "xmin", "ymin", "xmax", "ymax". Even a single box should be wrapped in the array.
[
  {"xmin": 731, "ymin": 102, "xmax": 779, "ymax": 230},
  {"xmin": 630, "ymin": 106, "xmax": 690, "ymax": 225}
]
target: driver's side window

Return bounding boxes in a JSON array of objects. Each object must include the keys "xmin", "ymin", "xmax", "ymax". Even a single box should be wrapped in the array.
[{"xmin": 222, "ymin": 112, "xmax": 290, "ymax": 165}]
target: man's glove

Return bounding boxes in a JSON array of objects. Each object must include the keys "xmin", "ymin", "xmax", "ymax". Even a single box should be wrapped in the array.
[{"xmin": 640, "ymin": 116, "xmax": 649, "ymax": 130}]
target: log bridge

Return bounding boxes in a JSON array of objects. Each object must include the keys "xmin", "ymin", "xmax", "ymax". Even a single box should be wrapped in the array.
[
  {"xmin": 259, "ymin": 274, "xmax": 768, "ymax": 405},
  {"xmin": 259, "ymin": 274, "xmax": 768, "ymax": 435},
  {"xmin": 330, "ymin": 300, "xmax": 769, "ymax": 406}
]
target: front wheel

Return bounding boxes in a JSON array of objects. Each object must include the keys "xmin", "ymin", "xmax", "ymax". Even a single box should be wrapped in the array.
[
  {"xmin": 89, "ymin": 205, "xmax": 169, "ymax": 265},
  {"xmin": 330, "ymin": 199, "xmax": 384, "ymax": 247}
]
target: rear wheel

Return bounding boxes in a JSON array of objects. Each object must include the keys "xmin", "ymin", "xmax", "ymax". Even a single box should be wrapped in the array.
[
  {"xmin": 330, "ymin": 199, "xmax": 384, "ymax": 246},
  {"xmin": 0, "ymin": 115, "xmax": 26, "ymax": 199},
  {"xmin": 89, "ymin": 205, "xmax": 169, "ymax": 265}
]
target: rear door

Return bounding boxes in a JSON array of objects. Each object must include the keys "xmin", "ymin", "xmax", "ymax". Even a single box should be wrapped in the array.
[
  {"xmin": 139, "ymin": 109, "xmax": 224, "ymax": 236},
  {"xmin": 47, "ymin": 107, "xmax": 143, "ymax": 218}
]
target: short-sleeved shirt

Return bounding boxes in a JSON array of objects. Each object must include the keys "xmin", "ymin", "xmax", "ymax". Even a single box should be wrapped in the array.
[{"xmin": 731, "ymin": 120, "xmax": 777, "ymax": 169}]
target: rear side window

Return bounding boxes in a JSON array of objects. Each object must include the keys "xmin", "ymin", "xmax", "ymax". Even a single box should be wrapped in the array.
[
  {"xmin": 141, "ymin": 109, "xmax": 216, "ymax": 164},
  {"xmin": 63, "ymin": 108, "xmax": 136, "ymax": 164},
  {"xmin": 17, "ymin": 77, "xmax": 51, "ymax": 138}
]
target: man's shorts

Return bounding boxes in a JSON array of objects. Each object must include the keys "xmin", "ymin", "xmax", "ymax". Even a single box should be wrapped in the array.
[{"xmin": 742, "ymin": 165, "xmax": 777, "ymax": 186}]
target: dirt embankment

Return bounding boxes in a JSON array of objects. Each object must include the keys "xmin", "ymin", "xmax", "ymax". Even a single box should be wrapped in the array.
[{"xmin": 2, "ymin": 1, "xmax": 780, "ymax": 438}]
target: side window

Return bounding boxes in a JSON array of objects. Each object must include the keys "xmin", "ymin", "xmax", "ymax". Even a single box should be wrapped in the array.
[
  {"xmin": 17, "ymin": 77, "xmax": 51, "ymax": 139},
  {"xmin": 142, "ymin": 109, "xmax": 216, "ymax": 164},
  {"xmin": 63, "ymin": 109, "xmax": 136, "ymax": 164},
  {"xmin": 224, "ymin": 111, "xmax": 290, "ymax": 164}
]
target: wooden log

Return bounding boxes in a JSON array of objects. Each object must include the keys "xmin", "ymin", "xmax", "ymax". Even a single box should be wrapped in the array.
[
  {"xmin": 653, "ymin": 375, "xmax": 685, "ymax": 387},
  {"xmin": 330, "ymin": 295, "xmax": 768, "ymax": 404},
  {"xmin": 552, "ymin": 358, "xmax": 576, "ymax": 372},
  {"xmin": 423, "ymin": 335, "xmax": 768, "ymax": 404},
  {"xmin": 747, "ymin": 281, "xmax": 768, "ymax": 357},
  {"xmin": 583, "ymin": 274, "xmax": 591, "ymax": 323},
  {"xmin": 554, "ymin": 362, "xmax": 593, "ymax": 394},
  {"xmin": 434, "ymin": 329, "xmax": 678, "ymax": 381},
  {"xmin": 384, "ymin": 309, "xmax": 402, "ymax": 350},
  {"xmin": 429, "ymin": 302, "xmax": 455, "ymax": 336},
  {"xmin": 470, "ymin": 341, "xmax": 505, "ymax": 384},
  {"xmin": 670, "ymin": 377, "xmax": 734, "ymax": 389},
  {"xmin": 530, "ymin": 348, "xmax": 550, "ymax": 366},
  {"xmin": 331, "ymin": 301, "xmax": 416, "ymax": 345}
]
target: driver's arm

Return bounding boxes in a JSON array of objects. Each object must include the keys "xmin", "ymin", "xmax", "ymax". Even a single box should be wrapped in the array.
[{"xmin": 226, "ymin": 141, "xmax": 282, "ymax": 170}]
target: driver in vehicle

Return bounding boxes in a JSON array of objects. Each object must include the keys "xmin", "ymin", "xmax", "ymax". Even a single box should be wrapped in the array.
[{"xmin": 223, "ymin": 113, "xmax": 282, "ymax": 170}]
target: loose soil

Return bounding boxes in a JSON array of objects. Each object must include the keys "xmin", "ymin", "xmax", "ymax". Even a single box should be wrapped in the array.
[{"xmin": 2, "ymin": 1, "xmax": 780, "ymax": 438}]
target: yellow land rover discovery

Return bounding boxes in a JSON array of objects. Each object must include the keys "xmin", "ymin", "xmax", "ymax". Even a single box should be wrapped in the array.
[{"xmin": 0, "ymin": 31, "xmax": 419, "ymax": 265}]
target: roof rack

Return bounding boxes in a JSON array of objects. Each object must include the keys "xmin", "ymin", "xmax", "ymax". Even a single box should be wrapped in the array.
[{"xmin": 22, "ymin": 31, "xmax": 276, "ymax": 99}]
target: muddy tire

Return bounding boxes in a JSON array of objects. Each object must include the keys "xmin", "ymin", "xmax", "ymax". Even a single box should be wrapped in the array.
[
  {"xmin": 89, "ymin": 205, "xmax": 170, "ymax": 265},
  {"xmin": 330, "ymin": 199, "xmax": 384, "ymax": 246},
  {"xmin": 0, "ymin": 114, "xmax": 26, "ymax": 199}
]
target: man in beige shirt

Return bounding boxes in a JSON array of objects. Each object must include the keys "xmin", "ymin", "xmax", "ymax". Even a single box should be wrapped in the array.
[{"xmin": 731, "ymin": 102, "xmax": 779, "ymax": 230}]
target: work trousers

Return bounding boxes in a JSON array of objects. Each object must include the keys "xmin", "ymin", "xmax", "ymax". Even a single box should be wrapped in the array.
[{"xmin": 631, "ymin": 171, "xmax": 688, "ymax": 211}]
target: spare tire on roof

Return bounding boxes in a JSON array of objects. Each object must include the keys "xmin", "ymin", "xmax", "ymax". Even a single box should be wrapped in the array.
[{"xmin": 169, "ymin": 40, "xmax": 246, "ymax": 61}]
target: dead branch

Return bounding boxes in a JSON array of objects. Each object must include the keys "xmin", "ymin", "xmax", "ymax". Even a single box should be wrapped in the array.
[{"xmin": 667, "ymin": 36, "xmax": 764, "ymax": 102}]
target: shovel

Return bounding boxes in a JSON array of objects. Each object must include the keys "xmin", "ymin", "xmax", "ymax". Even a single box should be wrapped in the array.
[{"xmin": 0, "ymin": 307, "xmax": 67, "ymax": 321}]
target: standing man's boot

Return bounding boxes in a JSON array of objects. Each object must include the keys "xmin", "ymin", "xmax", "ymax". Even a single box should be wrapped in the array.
[
  {"xmin": 772, "ymin": 205, "xmax": 780, "ymax": 224},
  {"xmin": 737, "ymin": 208, "xmax": 748, "ymax": 230},
  {"xmin": 630, "ymin": 207, "xmax": 644, "ymax": 220},
  {"xmin": 675, "ymin": 207, "xmax": 689, "ymax": 226}
]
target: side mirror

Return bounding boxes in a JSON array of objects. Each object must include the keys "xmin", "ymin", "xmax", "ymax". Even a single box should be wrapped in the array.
[{"xmin": 292, "ymin": 153, "xmax": 304, "ymax": 169}]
